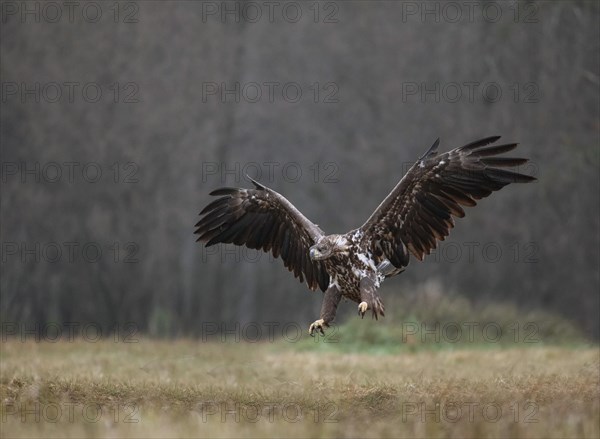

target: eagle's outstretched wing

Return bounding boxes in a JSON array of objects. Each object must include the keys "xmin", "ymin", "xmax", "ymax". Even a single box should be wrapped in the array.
[
  {"xmin": 359, "ymin": 136, "xmax": 536, "ymax": 268},
  {"xmin": 195, "ymin": 178, "xmax": 330, "ymax": 291}
]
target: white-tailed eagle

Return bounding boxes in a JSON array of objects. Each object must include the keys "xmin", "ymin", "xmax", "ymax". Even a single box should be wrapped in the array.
[{"xmin": 195, "ymin": 137, "xmax": 536, "ymax": 335}]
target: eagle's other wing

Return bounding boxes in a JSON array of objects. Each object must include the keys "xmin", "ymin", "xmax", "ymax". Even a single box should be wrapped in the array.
[
  {"xmin": 359, "ymin": 136, "xmax": 536, "ymax": 265},
  {"xmin": 195, "ymin": 178, "xmax": 330, "ymax": 291}
]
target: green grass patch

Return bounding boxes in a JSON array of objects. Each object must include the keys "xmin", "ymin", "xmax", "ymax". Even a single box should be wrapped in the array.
[{"xmin": 288, "ymin": 293, "xmax": 587, "ymax": 355}]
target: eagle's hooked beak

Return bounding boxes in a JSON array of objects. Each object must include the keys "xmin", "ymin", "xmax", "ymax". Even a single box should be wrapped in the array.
[{"xmin": 310, "ymin": 246, "xmax": 328, "ymax": 261}]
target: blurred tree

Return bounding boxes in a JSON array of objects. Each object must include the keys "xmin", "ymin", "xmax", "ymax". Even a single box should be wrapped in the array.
[{"xmin": 1, "ymin": 1, "xmax": 598, "ymax": 338}]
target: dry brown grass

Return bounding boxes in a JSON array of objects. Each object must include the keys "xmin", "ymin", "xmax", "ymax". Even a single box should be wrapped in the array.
[{"xmin": 1, "ymin": 339, "xmax": 598, "ymax": 438}]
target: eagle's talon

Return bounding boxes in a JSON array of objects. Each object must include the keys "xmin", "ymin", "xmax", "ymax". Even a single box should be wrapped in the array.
[
  {"xmin": 309, "ymin": 319, "xmax": 326, "ymax": 336},
  {"xmin": 359, "ymin": 298, "xmax": 385, "ymax": 320},
  {"xmin": 358, "ymin": 301, "xmax": 368, "ymax": 318},
  {"xmin": 373, "ymin": 299, "xmax": 385, "ymax": 320}
]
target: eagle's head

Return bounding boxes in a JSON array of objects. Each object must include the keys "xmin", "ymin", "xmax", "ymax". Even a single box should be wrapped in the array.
[{"xmin": 309, "ymin": 235, "xmax": 349, "ymax": 261}]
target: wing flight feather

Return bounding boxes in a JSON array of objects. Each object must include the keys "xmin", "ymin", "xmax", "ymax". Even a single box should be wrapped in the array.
[
  {"xmin": 360, "ymin": 136, "xmax": 536, "ymax": 265},
  {"xmin": 195, "ymin": 178, "xmax": 330, "ymax": 291}
]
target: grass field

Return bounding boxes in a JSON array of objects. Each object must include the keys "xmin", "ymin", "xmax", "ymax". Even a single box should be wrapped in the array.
[{"xmin": 1, "ymin": 333, "xmax": 598, "ymax": 439}]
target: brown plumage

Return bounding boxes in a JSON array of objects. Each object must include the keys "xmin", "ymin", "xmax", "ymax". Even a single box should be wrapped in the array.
[
  {"xmin": 195, "ymin": 136, "xmax": 536, "ymax": 335},
  {"xmin": 194, "ymin": 183, "xmax": 330, "ymax": 292}
]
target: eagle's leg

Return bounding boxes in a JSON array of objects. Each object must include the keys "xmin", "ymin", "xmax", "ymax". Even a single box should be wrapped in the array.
[
  {"xmin": 358, "ymin": 277, "xmax": 385, "ymax": 320},
  {"xmin": 309, "ymin": 285, "xmax": 342, "ymax": 336}
]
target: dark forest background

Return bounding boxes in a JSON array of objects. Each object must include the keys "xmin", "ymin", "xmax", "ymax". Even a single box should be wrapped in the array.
[{"xmin": 1, "ymin": 1, "xmax": 599, "ymax": 339}]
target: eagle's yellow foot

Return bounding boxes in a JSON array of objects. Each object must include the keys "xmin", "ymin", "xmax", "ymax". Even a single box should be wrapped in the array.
[
  {"xmin": 308, "ymin": 319, "xmax": 327, "ymax": 336},
  {"xmin": 358, "ymin": 301, "xmax": 369, "ymax": 318}
]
